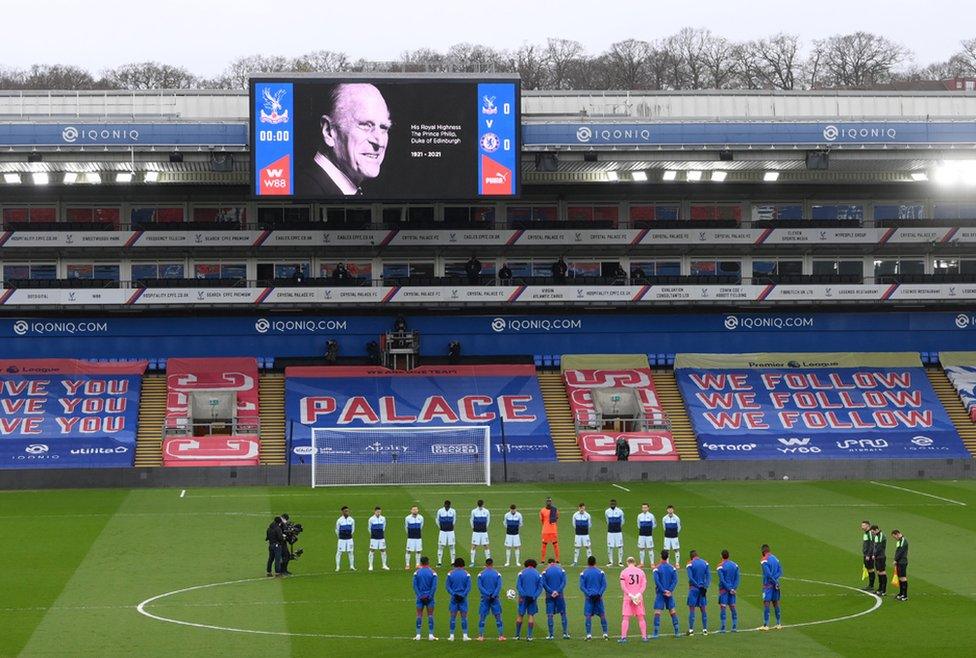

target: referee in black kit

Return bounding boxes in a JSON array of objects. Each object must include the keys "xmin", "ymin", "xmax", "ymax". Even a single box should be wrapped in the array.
[
  {"xmin": 266, "ymin": 516, "xmax": 285, "ymax": 577},
  {"xmin": 891, "ymin": 530, "xmax": 909, "ymax": 601}
]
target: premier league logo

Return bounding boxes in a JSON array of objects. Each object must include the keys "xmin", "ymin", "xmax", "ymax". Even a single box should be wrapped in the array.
[
  {"xmin": 480, "ymin": 132, "xmax": 500, "ymax": 153},
  {"xmin": 259, "ymin": 88, "xmax": 289, "ymax": 125},
  {"xmin": 481, "ymin": 95, "xmax": 498, "ymax": 115}
]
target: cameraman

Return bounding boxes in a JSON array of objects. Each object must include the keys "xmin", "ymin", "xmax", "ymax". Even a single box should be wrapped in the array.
[
  {"xmin": 266, "ymin": 516, "xmax": 285, "ymax": 577},
  {"xmin": 280, "ymin": 513, "xmax": 299, "ymax": 575}
]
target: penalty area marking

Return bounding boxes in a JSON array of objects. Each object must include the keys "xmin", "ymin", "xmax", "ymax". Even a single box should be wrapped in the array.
[
  {"xmin": 869, "ymin": 481, "xmax": 966, "ymax": 506},
  {"xmin": 136, "ymin": 572, "xmax": 880, "ymax": 641}
]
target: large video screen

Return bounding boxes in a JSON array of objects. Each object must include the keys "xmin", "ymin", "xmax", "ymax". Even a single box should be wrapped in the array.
[{"xmin": 251, "ymin": 76, "xmax": 520, "ymax": 200}]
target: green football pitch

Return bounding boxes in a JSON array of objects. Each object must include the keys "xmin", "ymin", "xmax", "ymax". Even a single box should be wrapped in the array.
[{"xmin": 2, "ymin": 479, "xmax": 975, "ymax": 657}]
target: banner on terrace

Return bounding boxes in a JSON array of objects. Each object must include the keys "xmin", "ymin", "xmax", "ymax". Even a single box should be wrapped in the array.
[
  {"xmin": 676, "ymin": 361, "xmax": 967, "ymax": 459},
  {"xmin": 286, "ymin": 365, "xmax": 555, "ymax": 463},
  {"xmin": 0, "ymin": 359, "xmax": 146, "ymax": 469}
]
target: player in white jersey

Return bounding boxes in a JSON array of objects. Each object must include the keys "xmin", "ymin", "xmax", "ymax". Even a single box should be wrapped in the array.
[
  {"xmin": 503, "ymin": 504, "xmax": 523, "ymax": 566},
  {"xmin": 470, "ymin": 499, "xmax": 491, "ymax": 563},
  {"xmin": 605, "ymin": 499, "xmax": 625, "ymax": 566},
  {"xmin": 636, "ymin": 503, "xmax": 656, "ymax": 567},
  {"xmin": 436, "ymin": 500, "xmax": 458, "ymax": 567},
  {"xmin": 572, "ymin": 502, "xmax": 593, "ymax": 566},
  {"xmin": 367, "ymin": 506, "xmax": 389, "ymax": 571},
  {"xmin": 335, "ymin": 506, "xmax": 356, "ymax": 571},
  {"xmin": 662, "ymin": 505, "xmax": 681, "ymax": 565},
  {"xmin": 405, "ymin": 505, "xmax": 425, "ymax": 569}
]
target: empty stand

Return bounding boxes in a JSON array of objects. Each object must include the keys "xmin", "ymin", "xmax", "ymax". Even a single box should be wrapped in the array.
[
  {"xmin": 537, "ymin": 370, "xmax": 583, "ymax": 462},
  {"xmin": 133, "ymin": 374, "xmax": 167, "ymax": 467},
  {"xmin": 929, "ymin": 358, "xmax": 976, "ymax": 457},
  {"xmin": 651, "ymin": 369, "xmax": 701, "ymax": 461},
  {"xmin": 258, "ymin": 372, "xmax": 286, "ymax": 465}
]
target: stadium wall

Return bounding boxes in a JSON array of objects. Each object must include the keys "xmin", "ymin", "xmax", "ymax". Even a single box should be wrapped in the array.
[{"xmin": 0, "ymin": 459, "xmax": 970, "ymax": 489}]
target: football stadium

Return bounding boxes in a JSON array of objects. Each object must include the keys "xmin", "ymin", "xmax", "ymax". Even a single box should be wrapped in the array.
[{"xmin": 3, "ymin": 8, "xmax": 976, "ymax": 656}]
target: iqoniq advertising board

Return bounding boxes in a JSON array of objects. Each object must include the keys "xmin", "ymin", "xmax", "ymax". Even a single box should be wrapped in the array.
[{"xmin": 251, "ymin": 75, "xmax": 519, "ymax": 200}]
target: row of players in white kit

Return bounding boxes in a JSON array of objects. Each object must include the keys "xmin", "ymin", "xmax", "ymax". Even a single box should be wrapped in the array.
[{"xmin": 332, "ymin": 499, "xmax": 682, "ymax": 572}]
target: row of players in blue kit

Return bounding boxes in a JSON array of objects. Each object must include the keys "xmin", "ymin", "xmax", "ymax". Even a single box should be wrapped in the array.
[{"xmin": 409, "ymin": 545, "xmax": 784, "ymax": 641}]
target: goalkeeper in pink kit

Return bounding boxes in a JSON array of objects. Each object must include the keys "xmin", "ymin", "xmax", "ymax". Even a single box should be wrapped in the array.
[{"xmin": 618, "ymin": 557, "xmax": 649, "ymax": 643}]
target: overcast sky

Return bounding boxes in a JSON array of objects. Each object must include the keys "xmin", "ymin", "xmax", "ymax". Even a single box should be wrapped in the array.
[{"xmin": 2, "ymin": 0, "xmax": 972, "ymax": 76}]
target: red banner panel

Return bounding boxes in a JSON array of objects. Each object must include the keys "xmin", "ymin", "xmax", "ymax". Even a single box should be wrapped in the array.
[
  {"xmin": 163, "ymin": 435, "xmax": 261, "ymax": 467},
  {"xmin": 578, "ymin": 431, "xmax": 679, "ymax": 462},
  {"xmin": 165, "ymin": 358, "xmax": 259, "ymax": 431}
]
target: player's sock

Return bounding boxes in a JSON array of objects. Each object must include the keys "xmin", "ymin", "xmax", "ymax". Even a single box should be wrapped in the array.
[
  {"xmin": 688, "ymin": 612, "xmax": 695, "ymax": 631},
  {"xmin": 450, "ymin": 547, "xmax": 456, "ymax": 563},
  {"xmin": 478, "ymin": 616, "xmax": 486, "ymax": 635},
  {"xmin": 701, "ymin": 609, "xmax": 707, "ymax": 629},
  {"xmin": 600, "ymin": 616, "xmax": 608, "ymax": 634},
  {"xmin": 763, "ymin": 607, "xmax": 770, "ymax": 626},
  {"xmin": 417, "ymin": 615, "xmax": 422, "ymax": 633},
  {"xmin": 485, "ymin": 549, "xmax": 491, "ymax": 560},
  {"xmin": 585, "ymin": 616, "xmax": 592, "ymax": 635},
  {"xmin": 541, "ymin": 543, "xmax": 547, "ymax": 561},
  {"xmin": 621, "ymin": 617, "xmax": 629, "ymax": 638},
  {"xmin": 554, "ymin": 543, "xmax": 560, "ymax": 562},
  {"xmin": 561, "ymin": 613, "xmax": 568, "ymax": 635},
  {"xmin": 515, "ymin": 548, "xmax": 521, "ymax": 564},
  {"xmin": 461, "ymin": 616, "xmax": 468, "ymax": 633},
  {"xmin": 495, "ymin": 614, "xmax": 504, "ymax": 634},
  {"xmin": 471, "ymin": 549, "xmax": 476, "ymax": 564},
  {"xmin": 381, "ymin": 551, "xmax": 388, "ymax": 568},
  {"xmin": 516, "ymin": 620, "xmax": 523, "ymax": 637},
  {"xmin": 349, "ymin": 553, "xmax": 355, "ymax": 570},
  {"xmin": 437, "ymin": 546, "xmax": 443, "ymax": 564},
  {"xmin": 731, "ymin": 607, "xmax": 738, "ymax": 630},
  {"xmin": 902, "ymin": 580, "xmax": 908, "ymax": 597},
  {"xmin": 674, "ymin": 550, "xmax": 680, "ymax": 566},
  {"xmin": 368, "ymin": 551, "xmax": 374, "ymax": 570},
  {"xmin": 417, "ymin": 554, "xmax": 423, "ymax": 568},
  {"xmin": 638, "ymin": 550, "xmax": 645, "ymax": 565},
  {"xmin": 505, "ymin": 548, "xmax": 511, "ymax": 564},
  {"xmin": 335, "ymin": 551, "xmax": 341, "ymax": 570},
  {"xmin": 450, "ymin": 616, "xmax": 456, "ymax": 633},
  {"xmin": 428, "ymin": 615, "xmax": 435, "ymax": 633},
  {"xmin": 774, "ymin": 607, "xmax": 781, "ymax": 625},
  {"xmin": 618, "ymin": 548, "xmax": 624, "ymax": 564},
  {"xmin": 720, "ymin": 607, "xmax": 726, "ymax": 631},
  {"xmin": 868, "ymin": 570, "xmax": 875, "ymax": 588},
  {"xmin": 879, "ymin": 574, "xmax": 887, "ymax": 593},
  {"xmin": 653, "ymin": 615, "xmax": 660, "ymax": 636},
  {"xmin": 547, "ymin": 615, "xmax": 554, "ymax": 637},
  {"xmin": 406, "ymin": 553, "xmax": 411, "ymax": 569},
  {"xmin": 527, "ymin": 621, "xmax": 534, "ymax": 639},
  {"xmin": 670, "ymin": 614, "xmax": 679, "ymax": 635},
  {"xmin": 574, "ymin": 548, "xmax": 580, "ymax": 564},
  {"xmin": 638, "ymin": 617, "xmax": 647, "ymax": 638}
]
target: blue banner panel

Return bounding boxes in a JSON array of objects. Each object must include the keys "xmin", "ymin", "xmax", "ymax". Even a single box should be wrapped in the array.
[
  {"xmin": 477, "ymin": 82, "xmax": 518, "ymax": 196},
  {"xmin": 286, "ymin": 365, "xmax": 555, "ymax": 464},
  {"xmin": 523, "ymin": 121, "xmax": 976, "ymax": 147},
  {"xmin": 676, "ymin": 367, "xmax": 969, "ymax": 460},
  {"xmin": 253, "ymin": 81, "xmax": 294, "ymax": 196},
  {"xmin": 0, "ymin": 123, "xmax": 247, "ymax": 147},
  {"xmin": 0, "ymin": 359, "xmax": 145, "ymax": 469}
]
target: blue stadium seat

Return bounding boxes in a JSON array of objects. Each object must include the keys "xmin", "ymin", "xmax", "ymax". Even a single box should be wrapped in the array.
[
  {"xmin": 533, "ymin": 355, "xmax": 543, "ymax": 367},
  {"xmin": 666, "ymin": 354, "xmax": 675, "ymax": 366},
  {"xmin": 553, "ymin": 355, "xmax": 561, "ymax": 368}
]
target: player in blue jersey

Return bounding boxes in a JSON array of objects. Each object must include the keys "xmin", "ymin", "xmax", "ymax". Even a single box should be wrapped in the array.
[
  {"xmin": 476, "ymin": 558, "xmax": 506, "ymax": 641},
  {"xmin": 335, "ymin": 506, "xmax": 356, "ymax": 571},
  {"xmin": 652, "ymin": 550, "xmax": 681, "ymax": 638},
  {"xmin": 662, "ymin": 505, "xmax": 681, "ymax": 565},
  {"xmin": 405, "ymin": 506, "xmax": 425, "ymax": 570},
  {"xmin": 579, "ymin": 555, "xmax": 609, "ymax": 640},
  {"xmin": 470, "ymin": 500, "xmax": 491, "ymax": 565},
  {"xmin": 685, "ymin": 549, "xmax": 710, "ymax": 635},
  {"xmin": 636, "ymin": 503, "xmax": 656, "ymax": 567},
  {"xmin": 515, "ymin": 559, "xmax": 544, "ymax": 641},
  {"xmin": 759, "ymin": 544, "xmax": 782, "ymax": 631},
  {"xmin": 605, "ymin": 499, "xmax": 625, "ymax": 567},
  {"xmin": 542, "ymin": 558, "xmax": 570, "ymax": 640},
  {"xmin": 503, "ymin": 504, "xmax": 523, "ymax": 567},
  {"xmin": 412, "ymin": 556, "xmax": 438, "ymax": 641},
  {"xmin": 436, "ymin": 500, "xmax": 457, "ymax": 567},
  {"xmin": 717, "ymin": 549, "xmax": 739, "ymax": 632},
  {"xmin": 572, "ymin": 502, "xmax": 592, "ymax": 566},
  {"xmin": 445, "ymin": 557, "xmax": 472, "ymax": 641},
  {"xmin": 367, "ymin": 506, "xmax": 389, "ymax": 571}
]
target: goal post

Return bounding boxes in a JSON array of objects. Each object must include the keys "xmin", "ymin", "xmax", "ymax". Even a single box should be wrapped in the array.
[{"xmin": 310, "ymin": 425, "xmax": 491, "ymax": 487}]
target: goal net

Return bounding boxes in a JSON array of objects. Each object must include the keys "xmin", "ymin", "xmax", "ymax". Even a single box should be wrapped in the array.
[{"xmin": 310, "ymin": 426, "xmax": 491, "ymax": 487}]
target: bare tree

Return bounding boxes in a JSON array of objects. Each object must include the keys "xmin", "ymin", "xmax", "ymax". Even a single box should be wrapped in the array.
[
  {"xmin": 102, "ymin": 62, "xmax": 197, "ymax": 90},
  {"xmin": 741, "ymin": 33, "xmax": 802, "ymax": 89},
  {"xmin": 22, "ymin": 64, "xmax": 105, "ymax": 90},
  {"xmin": 396, "ymin": 48, "xmax": 448, "ymax": 72},
  {"xmin": 947, "ymin": 38, "xmax": 976, "ymax": 76},
  {"xmin": 664, "ymin": 28, "xmax": 713, "ymax": 89},
  {"xmin": 214, "ymin": 55, "xmax": 293, "ymax": 89},
  {"xmin": 543, "ymin": 38, "xmax": 586, "ymax": 89},
  {"xmin": 445, "ymin": 43, "xmax": 509, "ymax": 73},
  {"xmin": 292, "ymin": 50, "xmax": 350, "ymax": 73},
  {"xmin": 508, "ymin": 43, "xmax": 547, "ymax": 90},
  {"xmin": 807, "ymin": 32, "xmax": 912, "ymax": 88},
  {"xmin": 604, "ymin": 39, "xmax": 652, "ymax": 89},
  {"xmin": 701, "ymin": 35, "xmax": 741, "ymax": 88}
]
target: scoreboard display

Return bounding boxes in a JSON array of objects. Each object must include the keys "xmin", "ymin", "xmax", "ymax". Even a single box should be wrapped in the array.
[{"xmin": 250, "ymin": 75, "xmax": 520, "ymax": 200}]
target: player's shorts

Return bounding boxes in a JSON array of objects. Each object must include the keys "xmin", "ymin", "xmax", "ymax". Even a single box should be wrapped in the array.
[
  {"xmin": 369, "ymin": 538, "xmax": 386, "ymax": 551},
  {"xmin": 638, "ymin": 535, "xmax": 654, "ymax": 550},
  {"xmin": 438, "ymin": 531, "xmax": 456, "ymax": 546},
  {"xmin": 762, "ymin": 587, "xmax": 781, "ymax": 602},
  {"xmin": 505, "ymin": 534, "xmax": 521, "ymax": 548},
  {"xmin": 653, "ymin": 593, "xmax": 675, "ymax": 611},
  {"xmin": 479, "ymin": 597, "xmax": 502, "ymax": 617},
  {"xmin": 542, "ymin": 533, "xmax": 558, "ymax": 544},
  {"xmin": 583, "ymin": 596, "xmax": 605, "ymax": 617},
  {"xmin": 471, "ymin": 532, "xmax": 489, "ymax": 546},
  {"xmin": 622, "ymin": 597, "xmax": 645, "ymax": 617},
  {"xmin": 686, "ymin": 588, "xmax": 707, "ymax": 608},
  {"xmin": 337, "ymin": 539, "xmax": 354, "ymax": 552},
  {"xmin": 718, "ymin": 590, "xmax": 736, "ymax": 606},
  {"xmin": 574, "ymin": 534, "xmax": 591, "ymax": 548},
  {"xmin": 407, "ymin": 538, "xmax": 423, "ymax": 552},
  {"xmin": 545, "ymin": 594, "xmax": 566, "ymax": 615},
  {"xmin": 416, "ymin": 596, "xmax": 435, "ymax": 610},
  {"xmin": 517, "ymin": 596, "xmax": 539, "ymax": 616},
  {"xmin": 663, "ymin": 537, "xmax": 680, "ymax": 550},
  {"xmin": 449, "ymin": 596, "xmax": 469, "ymax": 614},
  {"xmin": 874, "ymin": 557, "xmax": 887, "ymax": 572},
  {"xmin": 863, "ymin": 555, "xmax": 874, "ymax": 568},
  {"xmin": 895, "ymin": 562, "xmax": 907, "ymax": 578},
  {"xmin": 607, "ymin": 532, "xmax": 623, "ymax": 548}
]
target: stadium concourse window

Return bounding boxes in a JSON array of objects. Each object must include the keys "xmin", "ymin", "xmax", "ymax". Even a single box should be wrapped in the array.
[
  {"xmin": 319, "ymin": 206, "xmax": 371, "ymax": 227},
  {"xmin": 690, "ymin": 259, "xmax": 742, "ymax": 280},
  {"xmin": 65, "ymin": 263, "xmax": 121, "ymax": 280},
  {"xmin": 191, "ymin": 206, "xmax": 246, "ymax": 226},
  {"xmin": 811, "ymin": 203, "xmax": 864, "ymax": 221},
  {"xmin": 629, "ymin": 204, "xmax": 680, "ymax": 223},
  {"xmin": 257, "ymin": 205, "xmax": 312, "ymax": 226},
  {"xmin": 507, "ymin": 205, "xmax": 558, "ymax": 225},
  {"xmin": 568, "ymin": 261, "xmax": 600, "ymax": 277},
  {"xmin": 193, "ymin": 262, "xmax": 246, "ymax": 279},
  {"xmin": 65, "ymin": 206, "xmax": 122, "ymax": 228},
  {"xmin": 812, "ymin": 259, "xmax": 864, "ymax": 279},
  {"xmin": 382, "ymin": 206, "xmax": 434, "ymax": 226},
  {"xmin": 933, "ymin": 202, "xmax": 976, "ymax": 220},
  {"xmin": 566, "ymin": 204, "xmax": 619, "ymax": 227},
  {"xmin": 131, "ymin": 263, "xmax": 185, "ymax": 280},
  {"xmin": 874, "ymin": 203, "xmax": 925, "ymax": 221},
  {"xmin": 630, "ymin": 261, "xmax": 681, "ymax": 278},
  {"xmin": 874, "ymin": 258, "xmax": 925, "ymax": 277},
  {"xmin": 444, "ymin": 259, "xmax": 496, "ymax": 278},
  {"xmin": 689, "ymin": 203, "xmax": 742, "ymax": 222},
  {"xmin": 443, "ymin": 205, "xmax": 495, "ymax": 225},
  {"xmin": 753, "ymin": 259, "xmax": 803, "ymax": 278},
  {"xmin": 753, "ymin": 203, "xmax": 803, "ymax": 221},
  {"xmin": 2, "ymin": 263, "xmax": 56, "ymax": 281},
  {"xmin": 256, "ymin": 262, "xmax": 310, "ymax": 281},
  {"xmin": 319, "ymin": 261, "xmax": 372, "ymax": 280},
  {"xmin": 382, "ymin": 262, "xmax": 434, "ymax": 280},
  {"xmin": 1, "ymin": 205, "xmax": 56, "ymax": 224},
  {"xmin": 130, "ymin": 205, "xmax": 185, "ymax": 226}
]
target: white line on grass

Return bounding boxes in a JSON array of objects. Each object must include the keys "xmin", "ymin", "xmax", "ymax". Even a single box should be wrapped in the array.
[
  {"xmin": 869, "ymin": 481, "xmax": 967, "ymax": 506},
  {"xmin": 611, "ymin": 484, "xmax": 631, "ymax": 492},
  {"xmin": 737, "ymin": 574, "xmax": 882, "ymax": 632},
  {"xmin": 180, "ymin": 490, "xmax": 186, "ymax": 499}
]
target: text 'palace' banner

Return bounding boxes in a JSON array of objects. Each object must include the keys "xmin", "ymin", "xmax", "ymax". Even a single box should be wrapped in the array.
[
  {"xmin": 677, "ymin": 365, "xmax": 967, "ymax": 459},
  {"xmin": 286, "ymin": 365, "xmax": 555, "ymax": 463},
  {"xmin": 0, "ymin": 359, "xmax": 145, "ymax": 469}
]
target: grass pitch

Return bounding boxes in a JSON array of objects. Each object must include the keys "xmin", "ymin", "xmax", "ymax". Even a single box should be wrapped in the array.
[{"xmin": 2, "ymin": 479, "xmax": 975, "ymax": 657}]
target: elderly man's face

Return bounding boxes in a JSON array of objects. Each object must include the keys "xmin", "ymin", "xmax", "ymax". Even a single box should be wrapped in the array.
[{"xmin": 323, "ymin": 85, "xmax": 391, "ymax": 185}]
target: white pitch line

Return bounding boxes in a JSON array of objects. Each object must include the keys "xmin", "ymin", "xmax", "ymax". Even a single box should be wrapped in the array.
[
  {"xmin": 611, "ymin": 484, "xmax": 631, "ymax": 492},
  {"xmin": 180, "ymin": 490, "xmax": 186, "ymax": 499},
  {"xmin": 869, "ymin": 480, "xmax": 967, "ymax": 506},
  {"xmin": 738, "ymin": 574, "xmax": 881, "ymax": 632}
]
